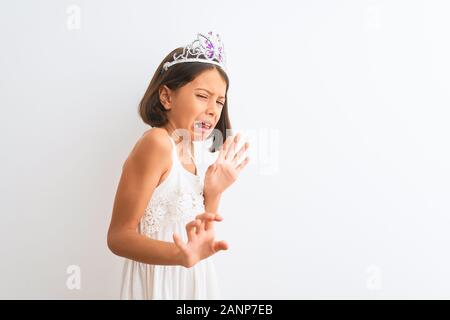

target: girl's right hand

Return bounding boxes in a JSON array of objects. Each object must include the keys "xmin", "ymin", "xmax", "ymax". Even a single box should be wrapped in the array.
[
  {"xmin": 203, "ymin": 133, "xmax": 250, "ymax": 198},
  {"xmin": 173, "ymin": 213, "xmax": 229, "ymax": 268}
]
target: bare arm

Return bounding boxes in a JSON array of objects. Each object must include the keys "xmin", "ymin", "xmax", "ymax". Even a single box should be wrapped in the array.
[
  {"xmin": 204, "ymin": 192, "xmax": 221, "ymax": 214},
  {"xmin": 107, "ymin": 129, "xmax": 184, "ymax": 266}
]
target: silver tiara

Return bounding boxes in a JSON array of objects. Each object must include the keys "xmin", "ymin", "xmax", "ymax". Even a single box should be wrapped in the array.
[{"xmin": 162, "ymin": 31, "xmax": 227, "ymax": 73}]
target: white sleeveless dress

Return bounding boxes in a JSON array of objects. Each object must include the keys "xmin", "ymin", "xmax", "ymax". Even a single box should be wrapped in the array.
[{"xmin": 120, "ymin": 135, "xmax": 221, "ymax": 300}]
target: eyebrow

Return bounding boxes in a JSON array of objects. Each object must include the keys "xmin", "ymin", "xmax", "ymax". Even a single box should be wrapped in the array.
[{"xmin": 195, "ymin": 88, "xmax": 226, "ymax": 100}]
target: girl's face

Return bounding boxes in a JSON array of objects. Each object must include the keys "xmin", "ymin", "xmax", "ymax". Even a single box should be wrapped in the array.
[{"xmin": 160, "ymin": 68, "xmax": 227, "ymax": 141}]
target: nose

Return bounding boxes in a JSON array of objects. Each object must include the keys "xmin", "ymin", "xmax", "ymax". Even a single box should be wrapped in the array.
[
  {"xmin": 206, "ymin": 108, "xmax": 215, "ymax": 117},
  {"xmin": 205, "ymin": 100, "xmax": 220, "ymax": 118}
]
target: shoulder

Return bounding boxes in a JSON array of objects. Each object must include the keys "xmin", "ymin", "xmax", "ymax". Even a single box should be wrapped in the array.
[
  {"xmin": 140, "ymin": 127, "xmax": 172, "ymax": 152},
  {"xmin": 125, "ymin": 127, "xmax": 172, "ymax": 170}
]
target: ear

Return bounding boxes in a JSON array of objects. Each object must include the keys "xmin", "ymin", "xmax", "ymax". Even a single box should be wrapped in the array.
[{"xmin": 159, "ymin": 85, "xmax": 172, "ymax": 110}]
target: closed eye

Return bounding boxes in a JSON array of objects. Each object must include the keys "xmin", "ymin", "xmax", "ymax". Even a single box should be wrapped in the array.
[{"xmin": 197, "ymin": 94, "xmax": 224, "ymax": 107}]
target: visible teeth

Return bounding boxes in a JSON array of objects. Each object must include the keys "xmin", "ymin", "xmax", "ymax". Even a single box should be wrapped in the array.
[{"xmin": 195, "ymin": 121, "xmax": 211, "ymax": 129}]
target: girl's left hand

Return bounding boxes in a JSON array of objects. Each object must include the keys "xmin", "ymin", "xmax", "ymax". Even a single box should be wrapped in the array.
[{"xmin": 203, "ymin": 133, "xmax": 250, "ymax": 197}]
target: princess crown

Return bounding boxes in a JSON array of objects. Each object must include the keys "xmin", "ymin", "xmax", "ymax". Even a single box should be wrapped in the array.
[{"xmin": 162, "ymin": 31, "xmax": 227, "ymax": 73}]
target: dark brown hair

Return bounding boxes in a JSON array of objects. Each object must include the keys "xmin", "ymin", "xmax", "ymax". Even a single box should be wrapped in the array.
[{"xmin": 138, "ymin": 47, "xmax": 231, "ymax": 152}]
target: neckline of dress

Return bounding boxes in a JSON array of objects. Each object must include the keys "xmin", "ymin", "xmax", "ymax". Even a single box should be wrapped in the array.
[{"xmin": 168, "ymin": 136, "xmax": 201, "ymax": 179}]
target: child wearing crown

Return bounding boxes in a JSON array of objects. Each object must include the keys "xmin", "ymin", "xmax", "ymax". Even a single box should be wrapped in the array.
[{"xmin": 107, "ymin": 31, "xmax": 250, "ymax": 299}]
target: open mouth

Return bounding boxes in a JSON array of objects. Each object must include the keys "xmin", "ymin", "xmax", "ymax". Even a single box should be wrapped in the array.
[{"xmin": 194, "ymin": 120, "xmax": 213, "ymax": 131}]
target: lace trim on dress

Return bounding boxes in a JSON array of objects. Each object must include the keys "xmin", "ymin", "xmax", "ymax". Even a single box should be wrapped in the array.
[{"xmin": 140, "ymin": 187, "xmax": 205, "ymax": 236}]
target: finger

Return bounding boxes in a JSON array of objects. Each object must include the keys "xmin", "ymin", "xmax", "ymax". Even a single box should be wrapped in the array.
[
  {"xmin": 232, "ymin": 141, "xmax": 249, "ymax": 166},
  {"xmin": 195, "ymin": 219, "xmax": 204, "ymax": 235},
  {"xmin": 205, "ymin": 214, "xmax": 223, "ymax": 231},
  {"xmin": 185, "ymin": 220, "xmax": 198, "ymax": 241},
  {"xmin": 200, "ymin": 213, "xmax": 215, "ymax": 231},
  {"xmin": 213, "ymin": 240, "xmax": 229, "ymax": 252},
  {"xmin": 185, "ymin": 220, "xmax": 197, "ymax": 231},
  {"xmin": 195, "ymin": 213, "xmax": 223, "ymax": 231},
  {"xmin": 206, "ymin": 163, "xmax": 217, "ymax": 175},
  {"xmin": 195, "ymin": 212, "xmax": 215, "ymax": 221},
  {"xmin": 191, "ymin": 221, "xmax": 199, "ymax": 238},
  {"xmin": 236, "ymin": 156, "xmax": 250, "ymax": 172},
  {"xmin": 225, "ymin": 133, "xmax": 241, "ymax": 161},
  {"xmin": 195, "ymin": 212, "xmax": 223, "ymax": 222},
  {"xmin": 204, "ymin": 217, "xmax": 216, "ymax": 231},
  {"xmin": 218, "ymin": 135, "xmax": 234, "ymax": 163},
  {"xmin": 173, "ymin": 232, "xmax": 187, "ymax": 251}
]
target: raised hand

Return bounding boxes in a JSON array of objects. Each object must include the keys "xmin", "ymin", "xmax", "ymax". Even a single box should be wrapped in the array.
[
  {"xmin": 173, "ymin": 213, "xmax": 229, "ymax": 268},
  {"xmin": 204, "ymin": 133, "xmax": 250, "ymax": 197}
]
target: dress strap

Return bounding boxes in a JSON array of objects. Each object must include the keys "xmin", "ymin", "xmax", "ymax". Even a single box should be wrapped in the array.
[
  {"xmin": 167, "ymin": 135, "xmax": 176, "ymax": 148},
  {"xmin": 167, "ymin": 135, "xmax": 181, "ymax": 169}
]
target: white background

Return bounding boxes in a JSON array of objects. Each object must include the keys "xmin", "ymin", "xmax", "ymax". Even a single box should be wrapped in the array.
[{"xmin": 1, "ymin": 0, "xmax": 449, "ymax": 299}]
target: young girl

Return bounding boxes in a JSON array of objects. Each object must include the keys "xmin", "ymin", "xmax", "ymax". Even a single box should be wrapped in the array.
[{"xmin": 107, "ymin": 31, "xmax": 250, "ymax": 299}]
